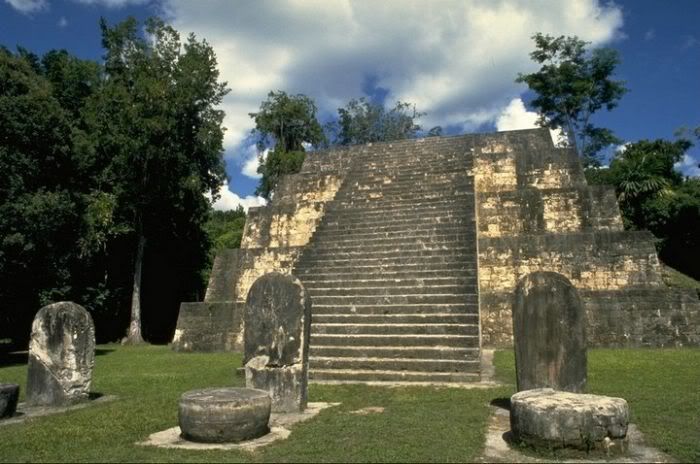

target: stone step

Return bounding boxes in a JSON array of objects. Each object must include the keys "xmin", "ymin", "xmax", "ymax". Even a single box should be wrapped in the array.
[
  {"xmin": 305, "ymin": 242, "xmax": 475, "ymax": 257},
  {"xmin": 335, "ymin": 196, "xmax": 472, "ymax": 210},
  {"xmin": 310, "ymin": 303, "xmax": 479, "ymax": 315},
  {"xmin": 334, "ymin": 190, "xmax": 472, "ymax": 202},
  {"xmin": 341, "ymin": 178, "xmax": 473, "ymax": 193},
  {"xmin": 303, "ymin": 276, "xmax": 477, "ymax": 288},
  {"xmin": 311, "ymin": 322, "xmax": 479, "ymax": 336},
  {"xmin": 295, "ymin": 261, "xmax": 477, "ymax": 275},
  {"xmin": 310, "ymin": 345, "xmax": 479, "ymax": 360},
  {"xmin": 312, "ymin": 233, "xmax": 474, "ymax": 248},
  {"xmin": 299, "ymin": 269, "xmax": 477, "ymax": 281},
  {"xmin": 321, "ymin": 207, "xmax": 474, "ymax": 222},
  {"xmin": 307, "ymin": 285, "xmax": 476, "ymax": 297},
  {"xmin": 311, "ymin": 293, "xmax": 477, "ymax": 306},
  {"xmin": 310, "ymin": 356, "xmax": 480, "ymax": 373},
  {"xmin": 311, "ymin": 313, "xmax": 478, "ymax": 324},
  {"xmin": 311, "ymin": 333, "xmax": 479, "ymax": 347},
  {"xmin": 320, "ymin": 215, "xmax": 475, "ymax": 231},
  {"xmin": 297, "ymin": 253, "xmax": 476, "ymax": 268},
  {"xmin": 315, "ymin": 224, "xmax": 471, "ymax": 238},
  {"xmin": 309, "ymin": 368, "xmax": 480, "ymax": 383}
]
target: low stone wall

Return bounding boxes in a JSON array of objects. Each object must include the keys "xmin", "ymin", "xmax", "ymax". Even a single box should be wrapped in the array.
[{"xmin": 480, "ymin": 288, "xmax": 700, "ymax": 348}]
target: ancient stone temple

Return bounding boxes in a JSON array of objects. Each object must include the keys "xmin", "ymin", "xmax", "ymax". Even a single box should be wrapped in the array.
[{"xmin": 179, "ymin": 128, "xmax": 700, "ymax": 383}]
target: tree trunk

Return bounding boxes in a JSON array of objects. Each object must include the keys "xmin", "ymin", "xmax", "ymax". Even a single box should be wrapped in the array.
[{"xmin": 124, "ymin": 234, "xmax": 146, "ymax": 344}]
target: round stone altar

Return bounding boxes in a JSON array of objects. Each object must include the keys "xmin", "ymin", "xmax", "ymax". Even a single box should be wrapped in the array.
[
  {"xmin": 510, "ymin": 388, "xmax": 630, "ymax": 452},
  {"xmin": 178, "ymin": 387, "xmax": 271, "ymax": 443},
  {"xmin": 0, "ymin": 384, "xmax": 19, "ymax": 419}
]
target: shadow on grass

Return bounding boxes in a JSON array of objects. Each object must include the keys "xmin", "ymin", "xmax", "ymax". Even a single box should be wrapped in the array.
[
  {"xmin": 0, "ymin": 348, "xmax": 114, "ymax": 368},
  {"xmin": 490, "ymin": 397, "xmax": 511, "ymax": 410}
]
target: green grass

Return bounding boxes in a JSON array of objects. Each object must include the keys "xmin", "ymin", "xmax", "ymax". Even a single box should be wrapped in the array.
[
  {"xmin": 661, "ymin": 263, "xmax": 700, "ymax": 294},
  {"xmin": 1, "ymin": 346, "xmax": 698, "ymax": 462},
  {"xmin": 0, "ymin": 345, "xmax": 509, "ymax": 462},
  {"xmin": 494, "ymin": 348, "xmax": 700, "ymax": 462}
]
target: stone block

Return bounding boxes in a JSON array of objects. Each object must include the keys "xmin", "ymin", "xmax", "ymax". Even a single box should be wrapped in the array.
[
  {"xmin": 510, "ymin": 388, "xmax": 629, "ymax": 452},
  {"xmin": 244, "ymin": 272, "xmax": 311, "ymax": 413},
  {"xmin": 26, "ymin": 301, "xmax": 95, "ymax": 407},
  {"xmin": 0, "ymin": 384, "xmax": 19, "ymax": 418},
  {"xmin": 513, "ymin": 272, "xmax": 586, "ymax": 392},
  {"xmin": 172, "ymin": 302, "xmax": 241, "ymax": 352},
  {"xmin": 178, "ymin": 388, "xmax": 270, "ymax": 443}
]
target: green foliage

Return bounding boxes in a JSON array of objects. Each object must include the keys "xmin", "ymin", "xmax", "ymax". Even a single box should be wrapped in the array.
[
  {"xmin": 586, "ymin": 138, "xmax": 699, "ymax": 278},
  {"xmin": 330, "ymin": 97, "xmax": 425, "ymax": 146},
  {"xmin": 255, "ymin": 148, "xmax": 305, "ymax": 199},
  {"xmin": 0, "ymin": 17, "xmax": 231, "ymax": 345},
  {"xmin": 249, "ymin": 90, "xmax": 325, "ymax": 152},
  {"xmin": 516, "ymin": 33, "xmax": 627, "ymax": 163},
  {"xmin": 248, "ymin": 91, "xmax": 324, "ymax": 198},
  {"xmin": 204, "ymin": 207, "xmax": 247, "ymax": 252}
]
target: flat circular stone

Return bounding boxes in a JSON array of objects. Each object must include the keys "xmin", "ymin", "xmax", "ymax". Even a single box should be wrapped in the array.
[
  {"xmin": 0, "ymin": 384, "xmax": 20, "ymax": 419},
  {"xmin": 178, "ymin": 388, "xmax": 271, "ymax": 443},
  {"xmin": 510, "ymin": 388, "xmax": 630, "ymax": 451}
]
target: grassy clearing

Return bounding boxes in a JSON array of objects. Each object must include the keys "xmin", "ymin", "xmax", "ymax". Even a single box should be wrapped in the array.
[
  {"xmin": 1, "ymin": 346, "xmax": 698, "ymax": 462},
  {"xmin": 494, "ymin": 349, "xmax": 700, "ymax": 463},
  {"xmin": 0, "ymin": 345, "xmax": 509, "ymax": 462}
]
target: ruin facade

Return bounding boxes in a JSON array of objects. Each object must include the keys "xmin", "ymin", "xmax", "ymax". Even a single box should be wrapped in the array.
[{"xmin": 179, "ymin": 128, "xmax": 700, "ymax": 382}]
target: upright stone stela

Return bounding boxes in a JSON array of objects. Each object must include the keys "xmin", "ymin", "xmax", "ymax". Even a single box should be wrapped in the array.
[
  {"xmin": 513, "ymin": 272, "xmax": 587, "ymax": 392},
  {"xmin": 180, "ymin": 128, "xmax": 700, "ymax": 384}
]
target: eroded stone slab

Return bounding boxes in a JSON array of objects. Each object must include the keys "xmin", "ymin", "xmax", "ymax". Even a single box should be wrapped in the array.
[
  {"xmin": 513, "ymin": 272, "xmax": 587, "ymax": 392},
  {"xmin": 510, "ymin": 388, "xmax": 629, "ymax": 452},
  {"xmin": 244, "ymin": 272, "xmax": 311, "ymax": 413},
  {"xmin": 0, "ymin": 384, "xmax": 19, "ymax": 418},
  {"xmin": 26, "ymin": 301, "xmax": 95, "ymax": 407},
  {"xmin": 178, "ymin": 387, "xmax": 270, "ymax": 443}
]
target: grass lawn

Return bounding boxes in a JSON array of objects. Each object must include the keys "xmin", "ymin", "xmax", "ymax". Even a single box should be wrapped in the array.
[{"xmin": 0, "ymin": 345, "xmax": 698, "ymax": 462}]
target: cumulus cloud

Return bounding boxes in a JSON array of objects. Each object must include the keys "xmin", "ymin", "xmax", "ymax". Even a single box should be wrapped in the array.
[
  {"xmin": 495, "ymin": 98, "xmax": 565, "ymax": 146},
  {"xmin": 163, "ymin": 0, "xmax": 623, "ymax": 157},
  {"xmin": 240, "ymin": 146, "xmax": 267, "ymax": 179},
  {"xmin": 208, "ymin": 181, "xmax": 266, "ymax": 211},
  {"xmin": 4, "ymin": 0, "xmax": 48, "ymax": 14},
  {"xmin": 675, "ymin": 154, "xmax": 700, "ymax": 178}
]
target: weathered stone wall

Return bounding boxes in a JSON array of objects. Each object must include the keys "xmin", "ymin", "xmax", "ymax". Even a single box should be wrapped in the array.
[{"xmin": 473, "ymin": 128, "xmax": 700, "ymax": 348}]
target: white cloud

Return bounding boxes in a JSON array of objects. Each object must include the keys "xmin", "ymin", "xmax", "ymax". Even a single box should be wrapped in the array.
[
  {"xmin": 58, "ymin": 16, "xmax": 68, "ymax": 27},
  {"xmin": 241, "ymin": 146, "xmax": 267, "ymax": 179},
  {"xmin": 4, "ymin": 0, "xmax": 48, "ymax": 14},
  {"xmin": 495, "ymin": 98, "xmax": 538, "ymax": 131},
  {"xmin": 675, "ymin": 154, "xmax": 700, "ymax": 177},
  {"xmin": 495, "ymin": 98, "xmax": 565, "ymax": 146},
  {"xmin": 72, "ymin": 0, "xmax": 148, "ymax": 7},
  {"xmin": 615, "ymin": 143, "xmax": 630, "ymax": 153},
  {"xmin": 208, "ymin": 181, "xmax": 266, "ymax": 212},
  {"xmin": 644, "ymin": 28, "xmax": 655, "ymax": 41},
  {"xmin": 164, "ymin": 0, "xmax": 623, "ymax": 153}
]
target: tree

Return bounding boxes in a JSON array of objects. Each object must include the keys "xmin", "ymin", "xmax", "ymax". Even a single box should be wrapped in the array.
[
  {"xmin": 330, "ymin": 97, "xmax": 424, "ymax": 146},
  {"xmin": 0, "ymin": 47, "xmax": 88, "ymax": 346},
  {"xmin": 89, "ymin": 17, "xmax": 229, "ymax": 343},
  {"xmin": 249, "ymin": 91, "xmax": 324, "ymax": 198},
  {"xmin": 516, "ymin": 33, "xmax": 627, "ymax": 163},
  {"xmin": 586, "ymin": 137, "xmax": 699, "ymax": 278}
]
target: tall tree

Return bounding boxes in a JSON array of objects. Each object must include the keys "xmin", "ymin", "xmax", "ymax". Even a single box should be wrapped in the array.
[
  {"xmin": 249, "ymin": 91, "xmax": 324, "ymax": 198},
  {"xmin": 516, "ymin": 33, "xmax": 627, "ymax": 163},
  {"xmin": 330, "ymin": 97, "xmax": 424, "ymax": 146},
  {"xmin": 89, "ymin": 17, "xmax": 229, "ymax": 343}
]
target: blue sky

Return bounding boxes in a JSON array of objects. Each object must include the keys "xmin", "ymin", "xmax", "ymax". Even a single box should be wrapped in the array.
[{"xmin": 1, "ymin": 0, "xmax": 698, "ymax": 210}]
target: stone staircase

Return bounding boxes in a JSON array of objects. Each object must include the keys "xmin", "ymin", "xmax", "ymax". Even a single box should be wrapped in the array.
[{"xmin": 293, "ymin": 137, "xmax": 481, "ymax": 383}]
